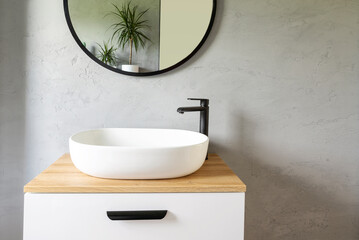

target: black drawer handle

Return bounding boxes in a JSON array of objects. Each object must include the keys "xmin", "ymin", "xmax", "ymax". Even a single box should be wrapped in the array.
[{"xmin": 107, "ymin": 210, "xmax": 167, "ymax": 221}]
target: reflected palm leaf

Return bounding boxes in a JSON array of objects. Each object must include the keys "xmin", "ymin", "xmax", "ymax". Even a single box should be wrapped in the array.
[
  {"xmin": 96, "ymin": 41, "xmax": 117, "ymax": 66},
  {"xmin": 108, "ymin": 1, "xmax": 151, "ymax": 65}
]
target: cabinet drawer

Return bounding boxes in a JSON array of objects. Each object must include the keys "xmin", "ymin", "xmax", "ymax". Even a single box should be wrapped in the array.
[{"xmin": 24, "ymin": 193, "xmax": 244, "ymax": 240}]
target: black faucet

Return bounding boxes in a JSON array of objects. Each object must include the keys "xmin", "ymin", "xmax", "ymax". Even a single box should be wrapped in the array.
[{"xmin": 177, "ymin": 98, "xmax": 209, "ymax": 159}]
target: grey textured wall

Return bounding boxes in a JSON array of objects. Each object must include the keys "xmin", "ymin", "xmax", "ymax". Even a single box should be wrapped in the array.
[
  {"xmin": 0, "ymin": 0, "xmax": 358, "ymax": 239},
  {"xmin": 0, "ymin": 0, "xmax": 26, "ymax": 239}
]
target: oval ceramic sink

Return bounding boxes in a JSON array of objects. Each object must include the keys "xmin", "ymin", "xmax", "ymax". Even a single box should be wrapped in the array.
[{"xmin": 69, "ymin": 128, "xmax": 209, "ymax": 179}]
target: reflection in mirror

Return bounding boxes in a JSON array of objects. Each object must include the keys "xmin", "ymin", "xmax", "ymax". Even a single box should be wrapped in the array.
[
  {"xmin": 159, "ymin": 0, "xmax": 213, "ymax": 70},
  {"xmin": 66, "ymin": 0, "xmax": 215, "ymax": 75},
  {"xmin": 69, "ymin": 0, "xmax": 160, "ymax": 73}
]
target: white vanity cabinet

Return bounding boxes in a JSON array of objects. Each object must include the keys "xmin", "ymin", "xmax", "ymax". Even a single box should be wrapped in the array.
[{"xmin": 23, "ymin": 154, "xmax": 246, "ymax": 240}]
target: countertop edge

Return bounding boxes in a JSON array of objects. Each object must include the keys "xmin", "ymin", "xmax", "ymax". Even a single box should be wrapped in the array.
[{"xmin": 24, "ymin": 153, "xmax": 247, "ymax": 193}]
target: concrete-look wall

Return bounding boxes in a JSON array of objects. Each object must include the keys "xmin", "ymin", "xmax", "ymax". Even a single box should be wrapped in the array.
[
  {"xmin": 0, "ymin": 0, "xmax": 26, "ymax": 239},
  {"xmin": 0, "ymin": 0, "xmax": 358, "ymax": 239}
]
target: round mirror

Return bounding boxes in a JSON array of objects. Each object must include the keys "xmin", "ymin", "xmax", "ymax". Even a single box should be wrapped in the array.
[{"xmin": 64, "ymin": 0, "xmax": 216, "ymax": 76}]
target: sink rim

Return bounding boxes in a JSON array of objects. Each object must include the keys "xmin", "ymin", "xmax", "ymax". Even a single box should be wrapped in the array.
[{"xmin": 69, "ymin": 128, "xmax": 209, "ymax": 149}]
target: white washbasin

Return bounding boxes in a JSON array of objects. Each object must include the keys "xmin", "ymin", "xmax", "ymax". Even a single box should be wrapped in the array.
[{"xmin": 69, "ymin": 128, "xmax": 209, "ymax": 179}]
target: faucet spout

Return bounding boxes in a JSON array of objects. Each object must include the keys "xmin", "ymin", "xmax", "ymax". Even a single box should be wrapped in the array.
[{"xmin": 177, "ymin": 106, "xmax": 206, "ymax": 113}]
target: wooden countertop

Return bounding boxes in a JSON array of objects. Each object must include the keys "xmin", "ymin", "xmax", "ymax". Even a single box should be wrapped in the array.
[{"xmin": 24, "ymin": 154, "xmax": 246, "ymax": 193}]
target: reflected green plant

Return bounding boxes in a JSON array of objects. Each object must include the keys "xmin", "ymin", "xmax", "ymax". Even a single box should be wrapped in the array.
[
  {"xmin": 108, "ymin": 1, "xmax": 151, "ymax": 65},
  {"xmin": 96, "ymin": 41, "xmax": 117, "ymax": 66}
]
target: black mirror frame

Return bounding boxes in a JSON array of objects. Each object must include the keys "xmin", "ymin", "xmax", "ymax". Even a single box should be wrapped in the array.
[{"xmin": 63, "ymin": 0, "xmax": 217, "ymax": 77}]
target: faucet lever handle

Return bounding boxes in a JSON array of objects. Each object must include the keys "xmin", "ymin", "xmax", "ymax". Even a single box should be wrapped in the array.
[{"xmin": 187, "ymin": 98, "xmax": 209, "ymax": 107}]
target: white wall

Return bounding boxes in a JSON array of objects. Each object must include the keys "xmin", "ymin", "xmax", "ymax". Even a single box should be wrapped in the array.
[{"xmin": 0, "ymin": 0, "xmax": 358, "ymax": 239}]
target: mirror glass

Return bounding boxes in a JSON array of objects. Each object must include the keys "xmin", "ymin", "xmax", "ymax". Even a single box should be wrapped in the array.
[{"xmin": 65, "ymin": 0, "xmax": 216, "ymax": 76}]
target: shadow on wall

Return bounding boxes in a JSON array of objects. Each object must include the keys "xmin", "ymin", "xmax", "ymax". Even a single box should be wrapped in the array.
[
  {"xmin": 0, "ymin": 0, "xmax": 27, "ymax": 239},
  {"xmin": 211, "ymin": 113, "xmax": 359, "ymax": 240}
]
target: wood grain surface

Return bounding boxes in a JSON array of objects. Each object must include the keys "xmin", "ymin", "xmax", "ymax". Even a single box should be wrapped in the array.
[{"xmin": 24, "ymin": 153, "xmax": 246, "ymax": 193}]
